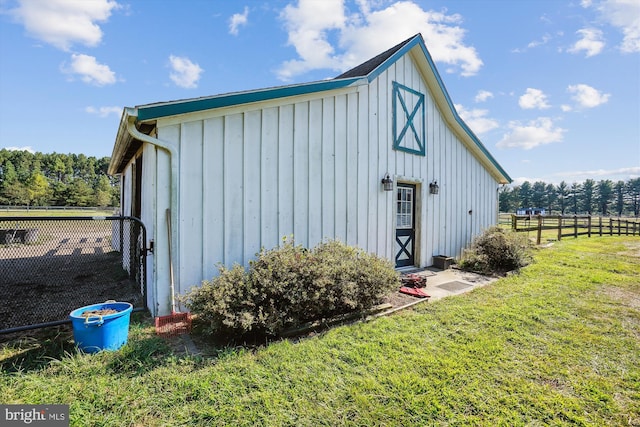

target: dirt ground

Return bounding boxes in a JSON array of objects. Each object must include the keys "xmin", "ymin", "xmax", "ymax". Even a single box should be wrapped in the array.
[{"xmin": 0, "ymin": 228, "xmax": 143, "ymax": 334}]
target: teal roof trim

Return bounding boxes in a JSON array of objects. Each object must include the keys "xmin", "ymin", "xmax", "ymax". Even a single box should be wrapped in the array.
[
  {"xmin": 362, "ymin": 35, "xmax": 511, "ymax": 183},
  {"xmin": 365, "ymin": 36, "xmax": 422, "ymax": 83},
  {"xmin": 136, "ymin": 77, "xmax": 360, "ymax": 122}
]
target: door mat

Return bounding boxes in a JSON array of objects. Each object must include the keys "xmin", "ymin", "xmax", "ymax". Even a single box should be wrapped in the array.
[{"xmin": 437, "ymin": 281, "xmax": 473, "ymax": 292}]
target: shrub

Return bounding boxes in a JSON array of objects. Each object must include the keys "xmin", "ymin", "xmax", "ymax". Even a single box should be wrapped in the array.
[
  {"xmin": 459, "ymin": 226, "xmax": 533, "ymax": 274},
  {"xmin": 184, "ymin": 239, "xmax": 400, "ymax": 339}
]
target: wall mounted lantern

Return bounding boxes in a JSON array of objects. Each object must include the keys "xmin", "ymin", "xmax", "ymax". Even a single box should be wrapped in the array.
[
  {"xmin": 429, "ymin": 180, "xmax": 439, "ymax": 195},
  {"xmin": 381, "ymin": 174, "xmax": 393, "ymax": 191}
]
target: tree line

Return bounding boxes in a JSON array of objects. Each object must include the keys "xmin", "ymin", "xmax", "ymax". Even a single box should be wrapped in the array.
[
  {"xmin": 499, "ymin": 178, "xmax": 640, "ymax": 217},
  {"xmin": 0, "ymin": 149, "xmax": 119, "ymax": 207}
]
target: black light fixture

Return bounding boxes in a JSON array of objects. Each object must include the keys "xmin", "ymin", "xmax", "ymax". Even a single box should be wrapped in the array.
[
  {"xmin": 429, "ymin": 180, "xmax": 439, "ymax": 195},
  {"xmin": 381, "ymin": 174, "xmax": 393, "ymax": 191}
]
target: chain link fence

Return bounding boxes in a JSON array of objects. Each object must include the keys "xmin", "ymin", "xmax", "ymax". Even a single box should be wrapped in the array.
[{"xmin": 0, "ymin": 216, "xmax": 147, "ymax": 334}]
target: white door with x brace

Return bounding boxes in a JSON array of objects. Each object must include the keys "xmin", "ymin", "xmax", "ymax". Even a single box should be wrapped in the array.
[{"xmin": 395, "ymin": 184, "xmax": 416, "ymax": 268}]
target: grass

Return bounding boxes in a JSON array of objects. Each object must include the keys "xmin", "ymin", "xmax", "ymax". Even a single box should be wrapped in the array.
[{"xmin": 1, "ymin": 237, "xmax": 639, "ymax": 426}]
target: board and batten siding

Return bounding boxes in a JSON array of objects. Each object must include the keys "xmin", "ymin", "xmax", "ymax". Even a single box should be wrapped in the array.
[
  {"xmin": 154, "ymin": 88, "xmax": 397, "ymax": 294},
  {"xmin": 123, "ymin": 50, "xmax": 500, "ymax": 305}
]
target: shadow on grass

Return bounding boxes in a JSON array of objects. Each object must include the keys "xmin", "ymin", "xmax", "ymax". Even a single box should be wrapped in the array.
[
  {"xmin": 0, "ymin": 325, "xmax": 77, "ymax": 373},
  {"xmin": 0, "ymin": 313, "xmax": 184, "ymax": 375}
]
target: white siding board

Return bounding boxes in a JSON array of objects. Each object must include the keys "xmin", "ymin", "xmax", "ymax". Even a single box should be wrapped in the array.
[
  {"xmin": 179, "ymin": 121, "xmax": 204, "ymax": 292},
  {"xmin": 367, "ymin": 79, "xmax": 379, "ymax": 254},
  {"xmin": 261, "ymin": 107, "xmax": 279, "ymax": 251},
  {"xmin": 357, "ymin": 87, "xmax": 369, "ymax": 250},
  {"xmin": 223, "ymin": 114, "xmax": 244, "ymax": 265},
  {"xmin": 308, "ymin": 99, "xmax": 323, "ymax": 247},
  {"xmin": 346, "ymin": 92, "xmax": 358, "ymax": 246},
  {"xmin": 334, "ymin": 95, "xmax": 348, "ymax": 242},
  {"xmin": 278, "ymin": 105, "xmax": 295, "ymax": 240},
  {"xmin": 244, "ymin": 110, "xmax": 262, "ymax": 264},
  {"xmin": 202, "ymin": 117, "xmax": 224, "ymax": 279},
  {"xmin": 293, "ymin": 102, "xmax": 310, "ymax": 247},
  {"xmin": 321, "ymin": 97, "xmax": 336, "ymax": 240},
  {"xmin": 377, "ymin": 70, "xmax": 390, "ymax": 257}
]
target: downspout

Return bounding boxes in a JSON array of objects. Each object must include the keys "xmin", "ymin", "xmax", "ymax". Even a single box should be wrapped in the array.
[{"xmin": 125, "ymin": 108, "xmax": 180, "ymax": 317}]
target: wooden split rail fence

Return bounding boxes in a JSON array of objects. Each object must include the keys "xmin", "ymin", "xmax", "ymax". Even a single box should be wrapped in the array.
[{"xmin": 511, "ymin": 215, "xmax": 640, "ymax": 245}]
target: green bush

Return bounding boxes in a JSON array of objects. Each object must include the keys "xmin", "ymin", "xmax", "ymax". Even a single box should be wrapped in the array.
[
  {"xmin": 184, "ymin": 239, "xmax": 400, "ymax": 339},
  {"xmin": 459, "ymin": 226, "xmax": 533, "ymax": 274}
]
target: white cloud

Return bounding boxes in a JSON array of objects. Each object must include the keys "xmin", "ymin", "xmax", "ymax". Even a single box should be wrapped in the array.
[
  {"xmin": 567, "ymin": 84, "xmax": 610, "ymax": 108},
  {"xmin": 552, "ymin": 166, "xmax": 640, "ymax": 182},
  {"xmin": 229, "ymin": 6, "xmax": 249, "ymax": 36},
  {"xmin": 9, "ymin": 0, "xmax": 119, "ymax": 51},
  {"xmin": 511, "ymin": 176, "xmax": 542, "ymax": 186},
  {"xmin": 277, "ymin": 0, "xmax": 483, "ymax": 81},
  {"xmin": 3, "ymin": 146, "xmax": 35, "ymax": 153},
  {"xmin": 63, "ymin": 54, "xmax": 116, "ymax": 86},
  {"xmin": 85, "ymin": 106, "xmax": 121, "ymax": 118},
  {"xmin": 519, "ymin": 88, "xmax": 550, "ymax": 110},
  {"xmin": 496, "ymin": 117, "xmax": 566, "ymax": 150},
  {"xmin": 474, "ymin": 90, "xmax": 493, "ymax": 103},
  {"xmin": 589, "ymin": 0, "xmax": 640, "ymax": 53},
  {"xmin": 168, "ymin": 55, "xmax": 203, "ymax": 89},
  {"xmin": 568, "ymin": 28, "xmax": 605, "ymax": 57},
  {"xmin": 455, "ymin": 104, "xmax": 499, "ymax": 135},
  {"xmin": 527, "ymin": 33, "xmax": 552, "ymax": 49}
]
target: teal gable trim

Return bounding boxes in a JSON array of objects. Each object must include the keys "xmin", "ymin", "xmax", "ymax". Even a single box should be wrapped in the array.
[
  {"xmin": 365, "ymin": 36, "xmax": 422, "ymax": 83},
  {"xmin": 137, "ymin": 78, "xmax": 360, "ymax": 122}
]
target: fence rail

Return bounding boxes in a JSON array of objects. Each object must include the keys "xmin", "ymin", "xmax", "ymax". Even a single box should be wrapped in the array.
[
  {"xmin": 511, "ymin": 214, "xmax": 640, "ymax": 244},
  {"xmin": 0, "ymin": 205, "xmax": 116, "ymax": 212}
]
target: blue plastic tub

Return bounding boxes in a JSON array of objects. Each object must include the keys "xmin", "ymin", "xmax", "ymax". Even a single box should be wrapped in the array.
[{"xmin": 69, "ymin": 301, "xmax": 133, "ymax": 353}]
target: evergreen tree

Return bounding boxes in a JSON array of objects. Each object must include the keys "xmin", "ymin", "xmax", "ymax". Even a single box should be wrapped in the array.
[
  {"xmin": 627, "ymin": 178, "xmax": 640, "ymax": 217},
  {"xmin": 568, "ymin": 182, "xmax": 581, "ymax": 214},
  {"xmin": 581, "ymin": 179, "xmax": 596, "ymax": 214},
  {"xmin": 546, "ymin": 183, "xmax": 557, "ymax": 213},
  {"xmin": 518, "ymin": 181, "xmax": 532, "ymax": 209},
  {"xmin": 531, "ymin": 181, "xmax": 547, "ymax": 210},
  {"xmin": 614, "ymin": 181, "xmax": 625, "ymax": 216},
  {"xmin": 596, "ymin": 180, "xmax": 613, "ymax": 215},
  {"xmin": 556, "ymin": 181, "xmax": 569, "ymax": 214}
]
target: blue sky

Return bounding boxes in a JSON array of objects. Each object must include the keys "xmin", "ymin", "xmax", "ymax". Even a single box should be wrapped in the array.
[{"xmin": 0, "ymin": 0, "xmax": 638, "ymax": 185}]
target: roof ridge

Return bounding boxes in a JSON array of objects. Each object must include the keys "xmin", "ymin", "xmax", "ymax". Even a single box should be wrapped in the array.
[{"xmin": 334, "ymin": 34, "xmax": 421, "ymax": 79}]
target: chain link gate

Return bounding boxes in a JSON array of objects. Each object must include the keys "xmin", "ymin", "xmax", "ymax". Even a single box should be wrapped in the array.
[{"xmin": 0, "ymin": 216, "xmax": 148, "ymax": 334}]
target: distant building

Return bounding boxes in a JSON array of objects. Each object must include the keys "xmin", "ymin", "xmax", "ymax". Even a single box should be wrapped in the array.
[{"xmin": 517, "ymin": 208, "xmax": 546, "ymax": 216}]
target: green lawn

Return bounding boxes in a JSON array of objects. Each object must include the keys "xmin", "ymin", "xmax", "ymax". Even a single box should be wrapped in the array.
[{"xmin": 1, "ymin": 237, "xmax": 639, "ymax": 426}]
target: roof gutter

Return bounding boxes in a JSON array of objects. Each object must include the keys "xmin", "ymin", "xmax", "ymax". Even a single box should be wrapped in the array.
[{"xmin": 124, "ymin": 108, "xmax": 180, "ymax": 317}]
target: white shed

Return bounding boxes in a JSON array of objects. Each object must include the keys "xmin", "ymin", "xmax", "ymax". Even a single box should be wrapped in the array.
[{"xmin": 109, "ymin": 34, "xmax": 511, "ymax": 316}]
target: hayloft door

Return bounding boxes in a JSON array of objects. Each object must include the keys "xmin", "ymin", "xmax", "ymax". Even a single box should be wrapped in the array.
[{"xmin": 395, "ymin": 184, "xmax": 416, "ymax": 268}]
